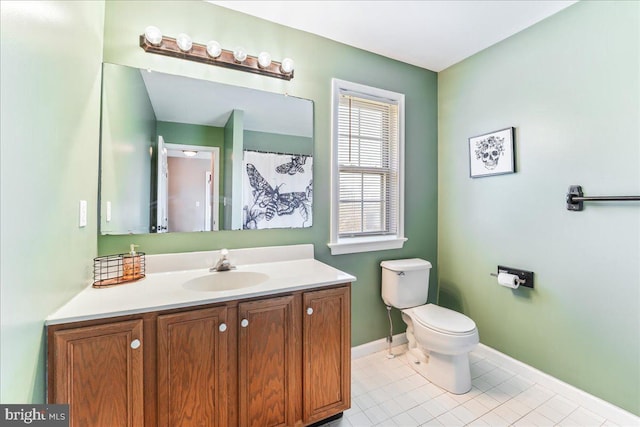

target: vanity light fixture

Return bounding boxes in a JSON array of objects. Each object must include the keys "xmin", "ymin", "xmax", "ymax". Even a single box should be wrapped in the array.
[
  {"xmin": 233, "ymin": 46, "xmax": 248, "ymax": 63},
  {"xmin": 144, "ymin": 26, "xmax": 163, "ymax": 46},
  {"xmin": 280, "ymin": 58, "xmax": 295, "ymax": 74},
  {"xmin": 175, "ymin": 33, "xmax": 193, "ymax": 52},
  {"xmin": 139, "ymin": 29, "xmax": 294, "ymax": 80},
  {"xmin": 257, "ymin": 51, "xmax": 272, "ymax": 69},
  {"xmin": 206, "ymin": 40, "xmax": 222, "ymax": 58},
  {"xmin": 182, "ymin": 150, "xmax": 198, "ymax": 157}
]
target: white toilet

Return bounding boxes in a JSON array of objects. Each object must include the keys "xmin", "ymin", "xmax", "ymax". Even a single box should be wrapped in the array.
[{"xmin": 381, "ymin": 258, "xmax": 479, "ymax": 394}]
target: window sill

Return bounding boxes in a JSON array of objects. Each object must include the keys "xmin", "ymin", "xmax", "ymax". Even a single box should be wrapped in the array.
[{"xmin": 328, "ymin": 236, "xmax": 407, "ymax": 255}]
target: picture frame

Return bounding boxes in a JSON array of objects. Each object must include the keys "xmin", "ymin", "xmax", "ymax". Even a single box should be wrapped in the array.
[{"xmin": 468, "ymin": 127, "xmax": 515, "ymax": 178}]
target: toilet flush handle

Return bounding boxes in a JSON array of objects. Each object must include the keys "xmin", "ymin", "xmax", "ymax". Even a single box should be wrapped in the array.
[{"xmin": 397, "ymin": 271, "xmax": 405, "ymax": 276}]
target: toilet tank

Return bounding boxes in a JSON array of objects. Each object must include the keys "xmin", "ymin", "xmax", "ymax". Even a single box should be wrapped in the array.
[{"xmin": 381, "ymin": 258, "xmax": 432, "ymax": 309}]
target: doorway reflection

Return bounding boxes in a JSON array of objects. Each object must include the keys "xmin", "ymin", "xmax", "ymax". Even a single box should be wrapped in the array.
[{"xmin": 164, "ymin": 143, "xmax": 220, "ymax": 232}]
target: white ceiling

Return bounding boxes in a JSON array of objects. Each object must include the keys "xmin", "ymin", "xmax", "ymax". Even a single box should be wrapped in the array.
[{"xmin": 211, "ymin": 1, "xmax": 577, "ymax": 72}]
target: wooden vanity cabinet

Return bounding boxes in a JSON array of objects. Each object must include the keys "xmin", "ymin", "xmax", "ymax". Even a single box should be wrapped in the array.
[
  {"xmin": 238, "ymin": 295, "xmax": 300, "ymax": 427},
  {"xmin": 157, "ymin": 306, "xmax": 229, "ymax": 427},
  {"xmin": 48, "ymin": 283, "xmax": 351, "ymax": 427},
  {"xmin": 48, "ymin": 318, "xmax": 145, "ymax": 427},
  {"xmin": 302, "ymin": 286, "xmax": 351, "ymax": 425}
]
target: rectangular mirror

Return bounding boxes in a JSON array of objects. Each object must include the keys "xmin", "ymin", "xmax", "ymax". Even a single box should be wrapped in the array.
[{"xmin": 99, "ymin": 63, "xmax": 314, "ymax": 234}]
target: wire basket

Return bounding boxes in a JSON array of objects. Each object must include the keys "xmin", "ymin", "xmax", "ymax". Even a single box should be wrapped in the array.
[{"xmin": 93, "ymin": 253, "xmax": 146, "ymax": 288}]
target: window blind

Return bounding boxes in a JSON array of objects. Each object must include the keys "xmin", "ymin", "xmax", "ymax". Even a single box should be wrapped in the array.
[{"xmin": 337, "ymin": 93, "xmax": 399, "ymax": 237}]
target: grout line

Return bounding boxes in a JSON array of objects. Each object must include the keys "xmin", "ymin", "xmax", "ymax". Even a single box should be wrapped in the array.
[
  {"xmin": 472, "ymin": 344, "xmax": 639, "ymax": 426},
  {"xmin": 349, "ymin": 339, "xmax": 638, "ymax": 427}
]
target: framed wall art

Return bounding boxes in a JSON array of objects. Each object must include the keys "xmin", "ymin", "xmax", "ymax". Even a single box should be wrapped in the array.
[{"xmin": 468, "ymin": 127, "xmax": 515, "ymax": 178}]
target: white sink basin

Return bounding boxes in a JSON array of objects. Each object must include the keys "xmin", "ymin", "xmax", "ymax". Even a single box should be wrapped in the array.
[{"xmin": 182, "ymin": 271, "xmax": 269, "ymax": 292}]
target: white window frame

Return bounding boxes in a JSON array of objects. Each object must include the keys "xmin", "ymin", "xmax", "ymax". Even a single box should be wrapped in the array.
[{"xmin": 328, "ymin": 78, "xmax": 406, "ymax": 255}]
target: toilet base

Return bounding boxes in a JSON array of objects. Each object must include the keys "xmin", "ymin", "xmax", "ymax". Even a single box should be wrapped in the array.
[
  {"xmin": 404, "ymin": 316, "xmax": 473, "ymax": 394},
  {"xmin": 406, "ymin": 347, "xmax": 472, "ymax": 394}
]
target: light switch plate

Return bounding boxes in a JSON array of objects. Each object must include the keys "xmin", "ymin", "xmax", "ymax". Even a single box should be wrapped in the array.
[{"xmin": 79, "ymin": 200, "xmax": 87, "ymax": 227}]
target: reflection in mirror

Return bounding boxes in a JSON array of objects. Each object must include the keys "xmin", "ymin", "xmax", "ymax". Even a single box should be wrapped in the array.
[
  {"xmin": 99, "ymin": 63, "xmax": 313, "ymax": 235},
  {"xmin": 164, "ymin": 142, "xmax": 219, "ymax": 233}
]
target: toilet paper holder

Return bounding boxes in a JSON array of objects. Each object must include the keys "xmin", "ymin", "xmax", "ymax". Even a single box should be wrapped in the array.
[{"xmin": 490, "ymin": 266, "xmax": 534, "ymax": 288}]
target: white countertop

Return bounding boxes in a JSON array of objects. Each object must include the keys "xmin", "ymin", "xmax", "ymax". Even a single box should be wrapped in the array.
[{"xmin": 47, "ymin": 245, "xmax": 356, "ymax": 325}]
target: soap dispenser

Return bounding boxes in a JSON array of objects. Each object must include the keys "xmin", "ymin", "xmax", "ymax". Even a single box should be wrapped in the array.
[{"xmin": 122, "ymin": 244, "xmax": 142, "ymax": 281}]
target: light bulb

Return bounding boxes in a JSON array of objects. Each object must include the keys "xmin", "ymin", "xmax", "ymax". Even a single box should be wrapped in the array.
[
  {"xmin": 144, "ymin": 26, "xmax": 163, "ymax": 46},
  {"xmin": 206, "ymin": 40, "xmax": 222, "ymax": 58},
  {"xmin": 280, "ymin": 57, "xmax": 294, "ymax": 74},
  {"xmin": 233, "ymin": 47, "xmax": 247, "ymax": 63},
  {"xmin": 257, "ymin": 51, "xmax": 271, "ymax": 68},
  {"xmin": 176, "ymin": 33, "xmax": 192, "ymax": 52},
  {"xmin": 182, "ymin": 150, "xmax": 198, "ymax": 157}
]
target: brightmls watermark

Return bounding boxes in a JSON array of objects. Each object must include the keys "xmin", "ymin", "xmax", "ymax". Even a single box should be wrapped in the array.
[{"xmin": 0, "ymin": 405, "xmax": 68, "ymax": 426}]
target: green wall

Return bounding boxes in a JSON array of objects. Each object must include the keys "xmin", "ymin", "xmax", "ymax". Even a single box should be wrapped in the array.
[
  {"xmin": 98, "ymin": 1, "xmax": 438, "ymax": 349},
  {"xmin": 438, "ymin": 1, "xmax": 639, "ymax": 415},
  {"xmin": 157, "ymin": 121, "xmax": 225, "ymax": 149},
  {"xmin": 0, "ymin": 1, "xmax": 104, "ymax": 402}
]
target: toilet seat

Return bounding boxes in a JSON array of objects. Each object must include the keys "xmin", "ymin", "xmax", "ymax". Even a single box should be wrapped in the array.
[{"xmin": 409, "ymin": 304, "xmax": 476, "ymax": 335}]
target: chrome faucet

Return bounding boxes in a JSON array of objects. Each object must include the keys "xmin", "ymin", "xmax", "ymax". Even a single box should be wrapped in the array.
[{"xmin": 211, "ymin": 249, "xmax": 235, "ymax": 272}]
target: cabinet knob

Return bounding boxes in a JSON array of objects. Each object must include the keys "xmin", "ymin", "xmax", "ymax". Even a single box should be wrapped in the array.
[
  {"xmin": 240, "ymin": 319, "xmax": 249, "ymax": 328},
  {"xmin": 130, "ymin": 339, "xmax": 141, "ymax": 349},
  {"xmin": 306, "ymin": 307, "xmax": 314, "ymax": 316},
  {"xmin": 219, "ymin": 323, "xmax": 227, "ymax": 332}
]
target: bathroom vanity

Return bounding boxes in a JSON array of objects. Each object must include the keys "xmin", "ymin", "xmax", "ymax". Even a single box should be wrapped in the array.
[{"xmin": 46, "ymin": 245, "xmax": 354, "ymax": 427}]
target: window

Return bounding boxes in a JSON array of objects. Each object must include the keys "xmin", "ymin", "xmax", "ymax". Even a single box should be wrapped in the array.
[{"xmin": 329, "ymin": 79, "xmax": 406, "ymax": 255}]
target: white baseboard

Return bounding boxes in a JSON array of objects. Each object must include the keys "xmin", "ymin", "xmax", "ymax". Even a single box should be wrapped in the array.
[
  {"xmin": 352, "ymin": 336, "xmax": 639, "ymax": 426},
  {"xmin": 351, "ymin": 333, "xmax": 408, "ymax": 359}
]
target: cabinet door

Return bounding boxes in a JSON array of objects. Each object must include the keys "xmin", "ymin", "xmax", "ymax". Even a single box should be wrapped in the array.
[
  {"xmin": 51, "ymin": 319, "xmax": 144, "ymax": 427},
  {"xmin": 157, "ymin": 306, "xmax": 229, "ymax": 427},
  {"xmin": 303, "ymin": 285, "xmax": 351, "ymax": 424},
  {"xmin": 238, "ymin": 295, "xmax": 297, "ymax": 427}
]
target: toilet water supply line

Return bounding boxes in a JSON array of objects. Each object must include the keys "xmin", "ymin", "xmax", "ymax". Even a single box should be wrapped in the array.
[
  {"xmin": 385, "ymin": 270, "xmax": 405, "ymax": 359},
  {"xmin": 386, "ymin": 305, "xmax": 395, "ymax": 359}
]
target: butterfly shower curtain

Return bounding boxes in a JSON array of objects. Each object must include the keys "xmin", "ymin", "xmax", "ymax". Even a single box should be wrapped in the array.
[{"xmin": 242, "ymin": 150, "xmax": 313, "ymax": 229}]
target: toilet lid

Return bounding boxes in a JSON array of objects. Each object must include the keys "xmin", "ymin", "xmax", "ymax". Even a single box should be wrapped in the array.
[
  {"xmin": 381, "ymin": 258, "xmax": 432, "ymax": 272},
  {"xmin": 411, "ymin": 304, "xmax": 476, "ymax": 334}
]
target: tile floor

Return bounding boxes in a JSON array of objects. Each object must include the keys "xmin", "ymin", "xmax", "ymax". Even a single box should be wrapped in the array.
[{"xmin": 322, "ymin": 345, "xmax": 626, "ymax": 427}]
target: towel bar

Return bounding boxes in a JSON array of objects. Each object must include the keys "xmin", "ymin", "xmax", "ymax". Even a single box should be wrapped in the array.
[{"xmin": 566, "ymin": 185, "xmax": 640, "ymax": 211}]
